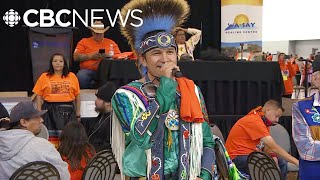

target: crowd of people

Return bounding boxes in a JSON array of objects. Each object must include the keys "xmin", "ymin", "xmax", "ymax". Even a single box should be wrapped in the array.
[
  {"xmin": 235, "ymin": 51, "xmax": 319, "ymax": 99},
  {"xmin": 277, "ymin": 53, "xmax": 316, "ymax": 98},
  {"xmin": 0, "ymin": 81, "xmax": 117, "ymax": 179},
  {"xmin": 1, "ymin": 0, "xmax": 320, "ymax": 179}
]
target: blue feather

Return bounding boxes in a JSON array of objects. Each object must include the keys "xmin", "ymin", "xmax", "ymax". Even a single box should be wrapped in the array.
[
  {"xmin": 134, "ymin": 15, "xmax": 175, "ymax": 51},
  {"xmin": 141, "ymin": 65, "xmax": 148, "ymax": 76}
]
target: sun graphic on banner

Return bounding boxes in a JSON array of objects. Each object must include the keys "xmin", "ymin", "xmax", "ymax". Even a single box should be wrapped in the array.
[{"xmin": 234, "ymin": 14, "xmax": 249, "ymax": 25}]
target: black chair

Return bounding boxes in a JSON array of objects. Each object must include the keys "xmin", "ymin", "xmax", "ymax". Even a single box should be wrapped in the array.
[
  {"xmin": 9, "ymin": 161, "xmax": 60, "ymax": 180},
  {"xmin": 82, "ymin": 150, "xmax": 117, "ymax": 180},
  {"xmin": 214, "ymin": 138, "xmax": 229, "ymax": 180},
  {"xmin": 247, "ymin": 151, "xmax": 281, "ymax": 180}
]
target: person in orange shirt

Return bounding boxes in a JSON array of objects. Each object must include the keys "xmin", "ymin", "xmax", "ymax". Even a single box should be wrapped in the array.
[
  {"xmin": 33, "ymin": 53, "xmax": 80, "ymax": 147},
  {"xmin": 225, "ymin": 100, "xmax": 298, "ymax": 179},
  {"xmin": 278, "ymin": 53, "xmax": 296, "ymax": 98},
  {"xmin": 58, "ymin": 121, "xmax": 95, "ymax": 180},
  {"xmin": 234, "ymin": 50, "xmax": 254, "ymax": 61},
  {"xmin": 73, "ymin": 21, "xmax": 121, "ymax": 89},
  {"xmin": 247, "ymin": 51, "xmax": 254, "ymax": 61},
  {"xmin": 290, "ymin": 54, "xmax": 301, "ymax": 85},
  {"xmin": 266, "ymin": 53, "xmax": 273, "ymax": 61}
]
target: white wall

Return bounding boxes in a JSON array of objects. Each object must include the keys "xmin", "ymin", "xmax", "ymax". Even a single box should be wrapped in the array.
[
  {"xmin": 295, "ymin": 40, "xmax": 320, "ymax": 58},
  {"xmin": 288, "ymin": 41, "xmax": 296, "ymax": 56},
  {"xmin": 262, "ymin": 41, "xmax": 289, "ymax": 54},
  {"xmin": 262, "ymin": 40, "xmax": 320, "ymax": 58},
  {"xmin": 262, "ymin": 1, "xmax": 320, "ymax": 54},
  {"xmin": 263, "ymin": 0, "xmax": 320, "ymax": 41}
]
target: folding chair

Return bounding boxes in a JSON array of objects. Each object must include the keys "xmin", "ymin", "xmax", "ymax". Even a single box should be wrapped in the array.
[
  {"xmin": 270, "ymin": 124, "xmax": 299, "ymax": 179},
  {"xmin": 82, "ymin": 150, "xmax": 117, "ymax": 180},
  {"xmin": 10, "ymin": 161, "xmax": 60, "ymax": 180},
  {"xmin": 214, "ymin": 138, "xmax": 229, "ymax": 180},
  {"xmin": 247, "ymin": 151, "xmax": 281, "ymax": 180}
]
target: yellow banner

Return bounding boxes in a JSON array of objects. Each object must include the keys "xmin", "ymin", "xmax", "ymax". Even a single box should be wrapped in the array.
[
  {"xmin": 221, "ymin": 0, "xmax": 263, "ymax": 60},
  {"xmin": 221, "ymin": 0, "xmax": 263, "ymax": 6}
]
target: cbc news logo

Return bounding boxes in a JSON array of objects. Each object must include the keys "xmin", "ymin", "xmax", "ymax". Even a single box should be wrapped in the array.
[
  {"xmin": 2, "ymin": 8, "xmax": 143, "ymax": 28},
  {"xmin": 3, "ymin": 9, "xmax": 21, "ymax": 27}
]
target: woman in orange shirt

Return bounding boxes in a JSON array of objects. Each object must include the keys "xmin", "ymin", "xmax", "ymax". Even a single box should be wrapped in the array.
[
  {"xmin": 278, "ymin": 53, "xmax": 296, "ymax": 98},
  {"xmin": 58, "ymin": 122, "xmax": 95, "ymax": 180},
  {"xmin": 33, "ymin": 53, "xmax": 80, "ymax": 147}
]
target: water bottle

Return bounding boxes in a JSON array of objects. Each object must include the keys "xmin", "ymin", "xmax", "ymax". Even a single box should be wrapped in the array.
[{"xmin": 109, "ymin": 44, "xmax": 114, "ymax": 58}]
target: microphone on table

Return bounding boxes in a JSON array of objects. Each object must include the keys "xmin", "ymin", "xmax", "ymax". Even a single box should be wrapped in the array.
[{"xmin": 172, "ymin": 68, "xmax": 183, "ymax": 78}]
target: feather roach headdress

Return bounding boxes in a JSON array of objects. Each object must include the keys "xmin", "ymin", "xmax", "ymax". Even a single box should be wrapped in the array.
[{"xmin": 120, "ymin": 0, "xmax": 190, "ymax": 54}]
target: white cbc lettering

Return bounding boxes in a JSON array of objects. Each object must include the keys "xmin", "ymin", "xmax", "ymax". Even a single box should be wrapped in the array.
[
  {"xmin": 73, "ymin": 9, "xmax": 88, "ymax": 27},
  {"xmin": 107, "ymin": 9, "xmax": 122, "ymax": 27},
  {"xmin": 90, "ymin": 9, "xmax": 104, "ymax": 27},
  {"xmin": 130, "ymin": 9, "xmax": 143, "ymax": 27},
  {"xmin": 23, "ymin": 9, "xmax": 143, "ymax": 28},
  {"xmin": 24, "ymin": 9, "xmax": 71, "ymax": 27},
  {"xmin": 39, "ymin": 9, "xmax": 55, "ymax": 27},
  {"xmin": 23, "ymin": 9, "xmax": 39, "ymax": 27},
  {"xmin": 56, "ymin": 9, "xmax": 71, "ymax": 27},
  {"xmin": 118, "ymin": 9, "xmax": 143, "ymax": 28}
]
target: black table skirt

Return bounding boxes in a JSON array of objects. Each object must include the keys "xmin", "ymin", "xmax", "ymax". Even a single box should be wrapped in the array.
[
  {"xmin": 98, "ymin": 60, "xmax": 284, "ymax": 115},
  {"xmin": 95, "ymin": 60, "xmax": 295, "ymax": 157}
]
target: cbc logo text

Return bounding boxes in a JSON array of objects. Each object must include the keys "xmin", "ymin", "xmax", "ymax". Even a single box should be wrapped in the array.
[{"xmin": 2, "ymin": 9, "xmax": 143, "ymax": 28}]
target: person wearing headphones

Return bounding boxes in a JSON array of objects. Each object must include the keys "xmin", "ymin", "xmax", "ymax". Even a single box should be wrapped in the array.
[{"xmin": 225, "ymin": 100, "xmax": 299, "ymax": 179}]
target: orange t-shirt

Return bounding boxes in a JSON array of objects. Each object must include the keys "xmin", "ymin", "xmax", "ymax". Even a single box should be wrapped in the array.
[
  {"xmin": 279, "ymin": 61, "xmax": 296, "ymax": 95},
  {"xmin": 74, "ymin": 37, "xmax": 121, "ymax": 71},
  {"xmin": 33, "ymin": 72, "xmax": 80, "ymax": 102},
  {"xmin": 62, "ymin": 152, "xmax": 94, "ymax": 180},
  {"xmin": 225, "ymin": 113, "xmax": 270, "ymax": 160},
  {"xmin": 267, "ymin": 55, "xmax": 273, "ymax": 61},
  {"xmin": 294, "ymin": 63, "xmax": 299, "ymax": 72}
]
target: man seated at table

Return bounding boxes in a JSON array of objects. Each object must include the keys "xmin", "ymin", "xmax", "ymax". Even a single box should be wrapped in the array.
[
  {"xmin": 173, "ymin": 27, "xmax": 201, "ymax": 61},
  {"xmin": 225, "ymin": 100, "xmax": 299, "ymax": 179},
  {"xmin": 73, "ymin": 20, "xmax": 121, "ymax": 89}
]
